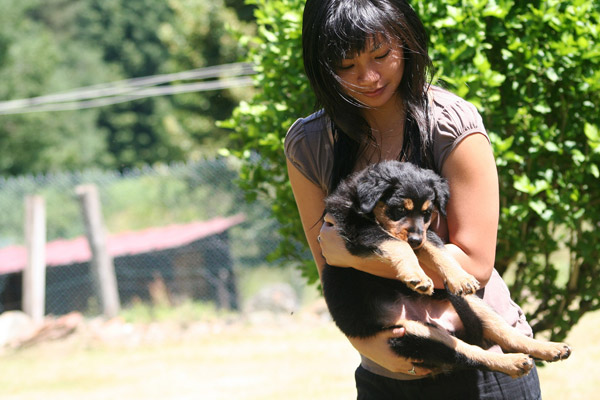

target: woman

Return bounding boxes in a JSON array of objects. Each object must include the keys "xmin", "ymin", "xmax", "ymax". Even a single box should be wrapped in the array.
[{"xmin": 285, "ymin": 0, "xmax": 541, "ymax": 398}]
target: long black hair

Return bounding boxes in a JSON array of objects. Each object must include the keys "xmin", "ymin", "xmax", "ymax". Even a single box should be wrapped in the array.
[{"xmin": 302, "ymin": 0, "xmax": 434, "ymax": 192}]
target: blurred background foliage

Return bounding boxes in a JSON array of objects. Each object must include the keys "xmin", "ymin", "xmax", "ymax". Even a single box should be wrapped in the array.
[{"xmin": 0, "ymin": 0, "xmax": 253, "ymax": 175}]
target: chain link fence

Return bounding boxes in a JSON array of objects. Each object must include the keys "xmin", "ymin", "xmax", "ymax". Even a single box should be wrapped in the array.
[{"xmin": 0, "ymin": 158, "xmax": 283, "ymax": 316}]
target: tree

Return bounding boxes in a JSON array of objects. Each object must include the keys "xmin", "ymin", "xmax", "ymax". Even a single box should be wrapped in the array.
[
  {"xmin": 73, "ymin": 0, "xmax": 184, "ymax": 169},
  {"xmin": 221, "ymin": 0, "xmax": 314, "ymax": 279},
  {"xmin": 224, "ymin": 0, "xmax": 600, "ymax": 341},
  {"xmin": 158, "ymin": 0, "xmax": 255, "ymax": 156},
  {"xmin": 0, "ymin": 0, "xmax": 112, "ymax": 176},
  {"xmin": 0, "ymin": 0, "xmax": 256, "ymax": 176}
]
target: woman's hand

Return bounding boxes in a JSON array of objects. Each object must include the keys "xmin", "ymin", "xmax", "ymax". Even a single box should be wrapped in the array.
[
  {"xmin": 319, "ymin": 213, "xmax": 403, "ymax": 280},
  {"xmin": 318, "ymin": 213, "xmax": 359, "ymax": 268},
  {"xmin": 348, "ymin": 327, "xmax": 433, "ymax": 376}
]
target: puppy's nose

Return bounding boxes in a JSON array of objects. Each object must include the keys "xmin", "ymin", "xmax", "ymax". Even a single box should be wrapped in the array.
[{"xmin": 407, "ymin": 233, "xmax": 423, "ymax": 249}]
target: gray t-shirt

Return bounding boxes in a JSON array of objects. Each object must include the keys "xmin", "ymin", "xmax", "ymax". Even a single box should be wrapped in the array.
[
  {"xmin": 285, "ymin": 86, "xmax": 487, "ymax": 193},
  {"xmin": 284, "ymin": 85, "xmax": 532, "ymax": 380}
]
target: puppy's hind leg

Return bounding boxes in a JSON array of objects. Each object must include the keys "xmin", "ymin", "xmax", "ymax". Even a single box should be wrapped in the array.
[
  {"xmin": 387, "ymin": 319, "xmax": 535, "ymax": 378},
  {"xmin": 464, "ymin": 295, "xmax": 572, "ymax": 362}
]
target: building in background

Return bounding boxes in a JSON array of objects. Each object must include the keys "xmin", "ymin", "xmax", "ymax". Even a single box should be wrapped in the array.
[{"xmin": 0, "ymin": 215, "xmax": 244, "ymax": 315}]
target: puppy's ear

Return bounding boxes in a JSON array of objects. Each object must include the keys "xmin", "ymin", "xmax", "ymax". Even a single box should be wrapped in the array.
[
  {"xmin": 430, "ymin": 176, "xmax": 450, "ymax": 216},
  {"xmin": 355, "ymin": 172, "xmax": 395, "ymax": 214}
]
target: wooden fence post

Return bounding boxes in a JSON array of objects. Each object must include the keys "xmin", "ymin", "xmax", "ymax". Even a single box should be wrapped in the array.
[
  {"xmin": 75, "ymin": 184, "xmax": 120, "ymax": 318},
  {"xmin": 23, "ymin": 195, "xmax": 46, "ymax": 323}
]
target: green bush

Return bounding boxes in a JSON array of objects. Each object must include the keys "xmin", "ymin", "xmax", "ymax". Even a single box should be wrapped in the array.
[
  {"xmin": 220, "ymin": 0, "xmax": 315, "ymax": 279},
  {"xmin": 225, "ymin": 0, "xmax": 600, "ymax": 340}
]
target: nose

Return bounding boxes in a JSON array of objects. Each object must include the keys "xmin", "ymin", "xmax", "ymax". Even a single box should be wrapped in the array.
[
  {"xmin": 407, "ymin": 230, "xmax": 423, "ymax": 249},
  {"xmin": 357, "ymin": 63, "xmax": 380, "ymax": 85}
]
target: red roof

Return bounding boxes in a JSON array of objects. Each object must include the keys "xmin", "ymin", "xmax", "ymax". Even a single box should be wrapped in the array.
[{"xmin": 0, "ymin": 214, "xmax": 245, "ymax": 275}]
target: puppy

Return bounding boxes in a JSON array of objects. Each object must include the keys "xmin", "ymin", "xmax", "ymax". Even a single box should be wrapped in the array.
[{"xmin": 321, "ymin": 160, "xmax": 571, "ymax": 377}]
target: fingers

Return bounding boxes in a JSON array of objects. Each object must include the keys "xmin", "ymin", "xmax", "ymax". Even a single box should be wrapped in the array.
[
  {"xmin": 390, "ymin": 326, "xmax": 405, "ymax": 337},
  {"xmin": 318, "ymin": 218, "xmax": 352, "ymax": 267},
  {"xmin": 385, "ymin": 327, "xmax": 433, "ymax": 376},
  {"xmin": 323, "ymin": 212, "xmax": 336, "ymax": 226},
  {"xmin": 318, "ymin": 215, "xmax": 338, "ymax": 245}
]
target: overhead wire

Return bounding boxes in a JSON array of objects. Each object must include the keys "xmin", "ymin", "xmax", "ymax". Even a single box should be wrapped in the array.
[{"xmin": 0, "ymin": 62, "xmax": 256, "ymax": 115}]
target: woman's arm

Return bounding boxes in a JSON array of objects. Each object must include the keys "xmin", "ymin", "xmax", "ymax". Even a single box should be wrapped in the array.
[
  {"xmin": 436, "ymin": 133, "xmax": 499, "ymax": 287},
  {"xmin": 286, "ymin": 158, "xmax": 328, "ymax": 277}
]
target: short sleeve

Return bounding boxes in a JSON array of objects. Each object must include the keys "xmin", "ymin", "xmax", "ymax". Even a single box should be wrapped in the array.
[
  {"xmin": 430, "ymin": 87, "xmax": 490, "ymax": 172},
  {"xmin": 284, "ymin": 111, "xmax": 333, "ymax": 193}
]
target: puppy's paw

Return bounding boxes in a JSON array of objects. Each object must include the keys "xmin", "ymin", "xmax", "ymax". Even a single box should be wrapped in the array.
[
  {"xmin": 530, "ymin": 342, "xmax": 572, "ymax": 362},
  {"xmin": 444, "ymin": 271, "xmax": 480, "ymax": 296},
  {"xmin": 498, "ymin": 354, "xmax": 535, "ymax": 379},
  {"xmin": 405, "ymin": 275, "xmax": 434, "ymax": 296}
]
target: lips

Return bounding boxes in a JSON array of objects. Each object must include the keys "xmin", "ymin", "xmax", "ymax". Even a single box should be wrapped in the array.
[{"xmin": 361, "ymin": 85, "xmax": 386, "ymax": 97}]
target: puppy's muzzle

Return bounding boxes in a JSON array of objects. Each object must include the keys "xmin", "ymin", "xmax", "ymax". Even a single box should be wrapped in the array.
[{"xmin": 407, "ymin": 231, "xmax": 424, "ymax": 250}]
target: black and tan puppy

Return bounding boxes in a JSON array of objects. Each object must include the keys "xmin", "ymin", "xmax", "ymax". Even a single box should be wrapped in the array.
[{"xmin": 321, "ymin": 160, "xmax": 571, "ymax": 377}]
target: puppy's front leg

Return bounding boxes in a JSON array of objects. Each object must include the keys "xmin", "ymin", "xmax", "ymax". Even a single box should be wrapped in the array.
[
  {"xmin": 378, "ymin": 240, "xmax": 434, "ymax": 295},
  {"xmin": 416, "ymin": 241, "xmax": 479, "ymax": 295}
]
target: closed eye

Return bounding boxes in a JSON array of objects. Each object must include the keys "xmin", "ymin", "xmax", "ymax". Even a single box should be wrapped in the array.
[
  {"xmin": 338, "ymin": 63, "xmax": 354, "ymax": 70},
  {"xmin": 375, "ymin": 50, "xmax": 391, "ymax": 60}
]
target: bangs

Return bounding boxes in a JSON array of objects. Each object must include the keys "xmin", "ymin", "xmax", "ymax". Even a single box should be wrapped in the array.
[{"xmin": 321, "ymin": 2, "xmax": 399, "ymax": 69}]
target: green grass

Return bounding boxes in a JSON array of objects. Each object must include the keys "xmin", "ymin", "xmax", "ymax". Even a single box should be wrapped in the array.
[
  {"xmin": 119, "ymin": 299, "xmax": 230, "ymax": 324},
  {"xmin": 0, "ymin": 308, "xmax": 597, "ymax": 399}
]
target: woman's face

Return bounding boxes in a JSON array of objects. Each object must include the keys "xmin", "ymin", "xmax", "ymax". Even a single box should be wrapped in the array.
[{"xmin": 335, "ymin": 36, "xmax": 405, "ymax": 110}]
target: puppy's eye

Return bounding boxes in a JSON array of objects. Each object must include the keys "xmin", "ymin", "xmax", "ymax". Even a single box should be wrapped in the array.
[
  {"xmin": 388, "ymin": 208, "xmax": 406, "ymax": 221},
  {"xmin": 422, "ymin": 209, "xmax": 432, "ymax": 222}
]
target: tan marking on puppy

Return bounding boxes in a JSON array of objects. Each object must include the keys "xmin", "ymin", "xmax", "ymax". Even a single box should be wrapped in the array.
[
  {"xmin": 373, "ymin": 202, "xmax": 408, "ymax": 241},
  {"xmin": 373, "ymin": 202, "xmax": 390, "ymax": 229},
  {"xmin": 392, "ymin": 319, "xmax": 535, "ymax": 378},
  {"xmin": 416, "ymin": 242, "xmax": 480, "ymax": 295},
  {"xmin": 378, "ymin": 240, "xmax": 433, "ymax": 295},
  {"xmin": 421, "ymin": 200, "xmax": 431, "ymax": 212},
  {"xmin": 404, "ymin": 198, "xmax": 414, "ymax": 211}
]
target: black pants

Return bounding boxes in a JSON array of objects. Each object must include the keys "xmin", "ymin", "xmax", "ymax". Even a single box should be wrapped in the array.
[{"xmin": 355, "ymin": 365, "xmax": 542, "ymax": 400}]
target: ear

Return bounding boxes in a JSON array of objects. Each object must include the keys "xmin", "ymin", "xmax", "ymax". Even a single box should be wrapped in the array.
[
  {"xmin": 430, "ymin": 175, "xmax": 450, "ymax": 217},
  {"xmin": 355, "ymin": 172, "xmax": 394, "ymax": 214}
]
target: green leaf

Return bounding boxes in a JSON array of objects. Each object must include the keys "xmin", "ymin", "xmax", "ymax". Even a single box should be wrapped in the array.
[
  {"xmin": 533, "ymin": 104, "xmax": 552, "ymax": 114},
  {"xmin": 545, "ymin": 68, "xmax": 559, "ymax": 82},
  {"xmin": 528, "ymin": 200, "xmax": 553, "ymax": 220},
  {"xmin": 473, "ymin": 51, "xmax": 490, "ymax": 73},
  {"xmin": 513, "ymin": 175, "xmax": 550, "ymax": 195},
  {"xmin": 584, "ymin": 123, "xmax": 600, "ymax": 143},
  {"xmin": 491, "ymin": 134, "xmax": 514, "ymax": 153}
]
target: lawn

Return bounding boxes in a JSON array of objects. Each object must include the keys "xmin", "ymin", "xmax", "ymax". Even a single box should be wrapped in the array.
[{"xmin": 0, "ymin": 308, "xmax": 596, "ymax": 399}]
